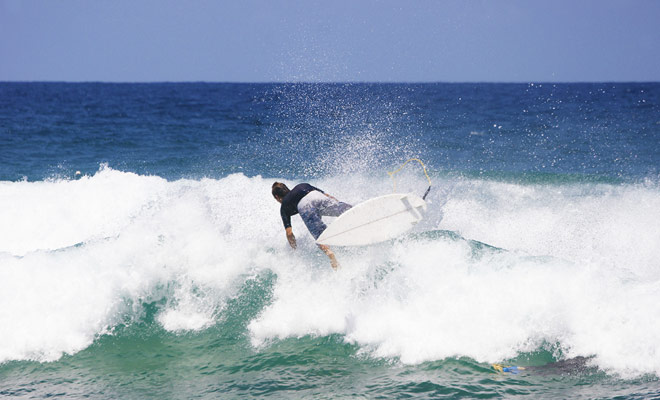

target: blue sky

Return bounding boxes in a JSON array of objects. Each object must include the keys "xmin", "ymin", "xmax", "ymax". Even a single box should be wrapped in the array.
[{"xmin": 1, "ymin": 0, "xmax": 658, "ymax": 82}]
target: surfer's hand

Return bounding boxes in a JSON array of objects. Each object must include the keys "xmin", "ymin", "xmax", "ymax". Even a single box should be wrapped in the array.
[
  {"xmin": 288, "ymin": 236, "xmax": 297, "ymax": 249},
  {"xmin": 286, "ymin": 228, "xmax": 297, "ymax": 249}
]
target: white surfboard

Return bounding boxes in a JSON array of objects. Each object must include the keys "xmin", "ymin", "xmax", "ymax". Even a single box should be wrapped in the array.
[{"xmin": 316, "ymin": 193, "xmax": 427, "ymax": 247}]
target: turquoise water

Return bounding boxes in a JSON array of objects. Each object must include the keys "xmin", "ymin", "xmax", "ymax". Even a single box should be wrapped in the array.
[
  {"xmin": 1, "ymin": 83, "xmax": 660, "ymax": 398},
  {"xmin": 4, "ymin": 260, "xmax": 658, "ymax": 399}
]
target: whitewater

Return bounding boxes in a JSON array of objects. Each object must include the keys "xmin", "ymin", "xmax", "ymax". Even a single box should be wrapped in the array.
[{"xmin": 2, "ymin": 165, "xmax": 659, "ymax": 380}]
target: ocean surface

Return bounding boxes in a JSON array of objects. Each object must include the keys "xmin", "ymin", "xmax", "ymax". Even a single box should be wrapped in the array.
[{"xmin": 1, "ymin": 82, "xmax": 659, "ymax": 399}]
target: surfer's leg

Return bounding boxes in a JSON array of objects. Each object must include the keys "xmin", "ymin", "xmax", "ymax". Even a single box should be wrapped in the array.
[
  {"xmin": 318, "ymin": 244, "xmax": 339, "ymax": 270},
  {"xmin": 298, "ymin": 204, "xmax": 326, "ymax": 239},
  {"xmin": 297, "ymin": 193, "xmax": 341, "ymax": 270},
  {"xmin": 320, "ymin": 198, "xmax": 351, "ymax": 217}
]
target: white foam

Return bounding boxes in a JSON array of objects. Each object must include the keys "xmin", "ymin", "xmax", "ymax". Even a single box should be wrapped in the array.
[
  {"xmin": 2, "ymin": 168, "xmax": 660, "ymax": 378},
  {"xmin": 0, "ymin": 167, "xmax": 279, "ymax": 362},
  {"xmin": 0, "ymin": 165, "xmax": 168, "ymax": 256},
  {"xmin": 249, "ymin": 176, "xmax": 660, "ymax": 378},
  {"xmin": 440, "ymin": 179, "xmax": 660, "ymax": 278}
]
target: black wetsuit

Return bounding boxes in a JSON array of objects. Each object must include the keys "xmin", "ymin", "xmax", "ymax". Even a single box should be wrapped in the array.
[{"xmin": 279, "ymin": 183, "xmax": 323, "ymax": 229}]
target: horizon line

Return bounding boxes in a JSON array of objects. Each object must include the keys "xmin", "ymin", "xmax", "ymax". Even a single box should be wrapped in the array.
[{"xmin": 1, "ymin": 80, "xmax": 659, "ymax": 85}]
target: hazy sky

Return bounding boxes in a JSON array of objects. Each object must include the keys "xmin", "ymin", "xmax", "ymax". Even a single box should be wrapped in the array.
[{"xmin": 1, "ymin": 0, "xmax": 658, "ymax": 82}]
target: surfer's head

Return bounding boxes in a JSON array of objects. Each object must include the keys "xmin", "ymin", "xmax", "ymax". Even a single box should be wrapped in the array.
[{"xmin": 272, "ymin": 182, "xmax": 290, "ymax": 203}]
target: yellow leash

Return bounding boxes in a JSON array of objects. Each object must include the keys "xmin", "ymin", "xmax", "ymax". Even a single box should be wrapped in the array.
[{"xmin": 387, "ymin": 158, "xmax": 432, "ymax": 200}]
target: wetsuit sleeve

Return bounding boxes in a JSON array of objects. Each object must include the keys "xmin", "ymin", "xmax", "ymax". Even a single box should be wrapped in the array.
[{"xmin": 280, "ymin": 207, "xmax": 292, "ymax": 229}]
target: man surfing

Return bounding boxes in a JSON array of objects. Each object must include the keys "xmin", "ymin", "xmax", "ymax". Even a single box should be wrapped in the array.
[{"xmin": 272, "ymin": 182, "xmax": 351, "ymax": 270}]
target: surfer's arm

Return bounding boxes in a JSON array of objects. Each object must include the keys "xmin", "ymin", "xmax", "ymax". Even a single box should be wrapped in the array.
[{"xmin": 285, "ymin": 227, "xmax": 297, "ymax": 249}]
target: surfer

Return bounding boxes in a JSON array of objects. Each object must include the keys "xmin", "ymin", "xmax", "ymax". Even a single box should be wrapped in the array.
[{"xmin": 272, "ymin": 182, "xmax": 351, "ymax": 270}]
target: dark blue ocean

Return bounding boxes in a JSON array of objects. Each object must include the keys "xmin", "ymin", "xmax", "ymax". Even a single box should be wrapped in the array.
[{"xmin": 1, "ymin": 82, "xmax": 659, "ymax": 399}]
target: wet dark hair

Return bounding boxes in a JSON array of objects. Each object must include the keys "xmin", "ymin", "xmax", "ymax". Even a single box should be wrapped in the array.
[{"xmin": 272, "ymin": 182, "xmax": 290, "ymax": 200}]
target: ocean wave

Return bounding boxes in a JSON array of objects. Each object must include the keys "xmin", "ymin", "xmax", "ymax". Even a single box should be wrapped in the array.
[{"xmin": 1, "ymin": 166, "xmax": 660, "ymax": 378}]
